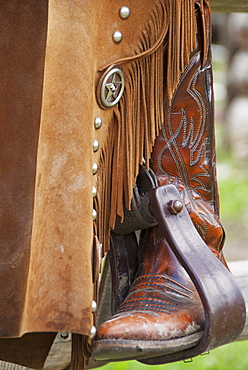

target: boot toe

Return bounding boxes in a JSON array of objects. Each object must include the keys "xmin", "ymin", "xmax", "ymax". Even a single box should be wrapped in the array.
[
  {"xmin": 93, "ymin": 304, "xmax": 204, "ymax": 361},
  {"xmin": 93, "ymin": 254, "xmax": 205, "ymax": 361}
]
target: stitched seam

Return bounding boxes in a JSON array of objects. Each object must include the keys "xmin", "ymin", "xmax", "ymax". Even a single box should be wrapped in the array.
[
  {"xmin": 117, "ymin": 303, "xmax": 176, "ymax": 312},
  {"xmin": 131, "ymin": 281, "xmax": 192, "ymax": 299},
  {"xmin": 134, "ymin": 274, "xmax": 194, "ymax": 293},
  {"xmin": 118, "ymin": 307, "xmax": 173, "ymax": 314},
  {"xmin": 119, "ymin": 296, "xmax": 174, "ymax": 307},
  {"xmin": 127, "ymin": 286, "xmax": 190, "ymax": 301}
]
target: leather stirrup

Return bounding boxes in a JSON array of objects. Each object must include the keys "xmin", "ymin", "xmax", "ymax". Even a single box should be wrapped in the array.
[{"xmin": 137, "ymin": 184, "xmax": 246, "ymax": 364}]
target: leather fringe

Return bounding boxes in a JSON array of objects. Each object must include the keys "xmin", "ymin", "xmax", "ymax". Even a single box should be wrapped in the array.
[
  {"xmin": 70, "ymin": 334, "xmax": 91, "ymax": 370},
  {"xmin": 167, "ymin": 0, "xmax": 197, "ymax": 102},
  {"xmin": 70, "ymin": 334, "xmax": 84, "ymax": 370},
  {"xmin": 96, "ymin": 0, "xmax": 197, "ymax": 253}
]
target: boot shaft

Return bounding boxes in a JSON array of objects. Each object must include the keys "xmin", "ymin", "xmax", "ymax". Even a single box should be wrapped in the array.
[{"xmin": 151, "ymin": 4, "xmax": 225, "ymax": 256}]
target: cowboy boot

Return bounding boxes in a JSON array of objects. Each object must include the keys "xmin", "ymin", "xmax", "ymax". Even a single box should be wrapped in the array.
[{"xmin": 92, "ymin": 2, "xmax": 244, "ymax": 363}]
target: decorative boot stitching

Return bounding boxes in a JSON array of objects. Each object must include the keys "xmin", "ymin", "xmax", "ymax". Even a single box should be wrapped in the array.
[
  {"xmin": 117, "ymin": 297, "xmax": 176, "ymax": 315},
  {"xmin": 134, "ymin": 273, "xmax": 194, "ymax": 294},
  {"xmin": 157, "ymin": 47, "xmax": 220, "ymax": 244},
  {"xmin": 131, "ymin": 281, "xmax": 192, "ymax": 299},
  {"xmin": 116, "ymin": 273, "xmax": 195, "ymax": 315}
]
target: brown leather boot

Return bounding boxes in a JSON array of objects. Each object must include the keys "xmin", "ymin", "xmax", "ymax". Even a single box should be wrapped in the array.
[
  {"xmin": 93, "ymin": 225, "xmax": 205, "ymax": 361},
  {"xmin": 92, "ymin": 2, "xmax": 243, "ymax": 363}
]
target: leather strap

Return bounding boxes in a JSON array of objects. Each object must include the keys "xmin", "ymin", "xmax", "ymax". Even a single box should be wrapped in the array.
[
  {"xmin": 109, "ymin": 232, "xmax": 139, "ymax": 313},
  {"xmin": 113, "ymin": 166, "xmax": 158, "ymax": 235}
]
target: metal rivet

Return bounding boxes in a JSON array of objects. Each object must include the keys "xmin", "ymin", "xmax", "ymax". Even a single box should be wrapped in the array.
[
  {"xmin": 92, "ymin": 186, "xmax": 97, "ymax": 198},
  {"xmin": 92, "ymin": 209, "xmax": 97, "ymax": 221},
  {"xmin": 94, "ymin": 117, "xmax": 102, "ymax": 129},
  {"xmin": 119, "ymin": 6, "xmax": 130, "ymax": 20},
  {"xmin": 58, "ymin": 332, "xmax": 71, "ymax": 342},
  {"xmin": 93, "ymin": 139, "xmax": 99, "ymax": 152},
  {"xmin": 90, "ymin": 326, "xmax": 97, "ymax": 339},
  {"xmin": 98, "ymin": 66, "xmax": 125, "ymax": 109},
  {"xmin": 112, "ymin": 30, "xmax": 122, "ymax": 44},
  {"xmin": 92, "ymin": 163, "xmax": 98, "ymax": 175},
  {"xmin": 92, "ymin": 300, "xmax": 97, "ymax": 313},
  {"xmin": 168, "ymin": 200, "xmax": 183, "ymax": 215}
]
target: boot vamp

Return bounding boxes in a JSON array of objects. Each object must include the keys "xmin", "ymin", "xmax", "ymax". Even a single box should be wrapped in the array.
[{"xmin": 96, "ymin": 271, "xmax": 204, "ymax": 342}]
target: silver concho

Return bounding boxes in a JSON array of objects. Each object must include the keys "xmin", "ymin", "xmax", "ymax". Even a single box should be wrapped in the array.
[{"xmin": 97, "ymin": 66, "xmax": 125, "ymax": 109}]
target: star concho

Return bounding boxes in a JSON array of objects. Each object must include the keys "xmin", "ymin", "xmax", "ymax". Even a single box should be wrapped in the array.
[{"xmin": 97, "ymin": 65, "xmax": 125, "ymax": 109}]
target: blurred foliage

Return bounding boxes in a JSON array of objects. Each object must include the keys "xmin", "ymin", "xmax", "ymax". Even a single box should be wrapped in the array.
[{"xmin": 215, "ymin": 123, "xmax": 248, "ymax": 251}]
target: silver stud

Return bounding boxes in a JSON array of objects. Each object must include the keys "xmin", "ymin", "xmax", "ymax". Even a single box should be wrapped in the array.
[
  {"xmin": 93, "ymin": 139, "xmax": 99, "ymax": 152},
  {"xmin": 90, "ymin": 326, "xmax": 97, "ymax": 339},
  {"xmin": 92, "ymin": 162, "xmax": 98, "ymax": 175},
  {"xmin": 112, "ymin": 30, "xmax": 122, "ymax": 44},
  {"xmin": 119, "ymin": 6, "xmax": 130, "ymax": 20},
  {"xmin": 168, "ymin": 200, "xmax": 183, "ymax": 215},
  {"xmin": 92, "ymin": 300, "xmax": 97, "ymax": 313},
  {"xmin": 92, "ymin": 209, "xmax": 97, "ymax": 221},
  {"xmin": 92, "ymin": 186, "xmax": 97, "ymax": 198},
  {"xmin": 94, "ymin": 117, "xmax": 102, "ymax": 129}
]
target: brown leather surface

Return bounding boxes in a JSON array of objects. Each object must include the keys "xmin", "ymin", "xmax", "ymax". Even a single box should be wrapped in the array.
[
  {"xmin": 0, "ymin": 0, "xmax": 189, "ymax": 367},
  {"xmin": 0, "ymin": 333, "xmax": 56, "ymax": 369},
  {"xmin": 0, "ymin": 0, "xmax": 94, "ymax": 342},
  {"xmin": 0, "ymin": 0, "xmax": 47, "ymax": 336}
]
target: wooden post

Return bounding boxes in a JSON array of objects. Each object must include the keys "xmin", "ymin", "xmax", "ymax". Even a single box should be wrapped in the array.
[{"xmin": 211, "ymin": 0, "xmax": 248, "ymax": 12}]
